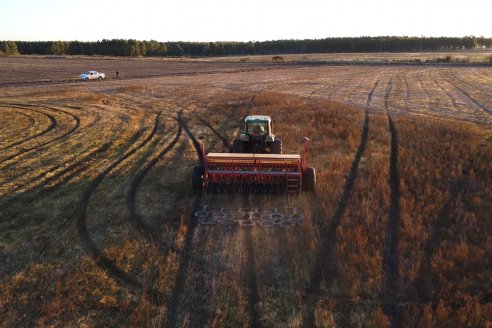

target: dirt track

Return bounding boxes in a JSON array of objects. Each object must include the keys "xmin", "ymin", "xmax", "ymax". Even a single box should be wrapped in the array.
[{"xmin": 0, "ymin": 57, "xmax": 491, "ymax": 327}]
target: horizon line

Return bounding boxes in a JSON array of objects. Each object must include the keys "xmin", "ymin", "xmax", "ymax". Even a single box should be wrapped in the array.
[{"xmin": 3, "ymin": 35, "xmax": 492, "ymax": 43}]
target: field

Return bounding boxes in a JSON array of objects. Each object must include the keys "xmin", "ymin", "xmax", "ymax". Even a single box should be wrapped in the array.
[{"xmin": 0, "ymin": 56, "xmax": 491, "ymax": 327}]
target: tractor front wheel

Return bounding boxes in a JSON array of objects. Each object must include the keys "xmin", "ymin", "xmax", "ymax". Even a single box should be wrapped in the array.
[
  {"xmin": 192, "ymin": 165, "xmax": 204, "ymax": 191},
  {"xmin": 271, "ymin": 139, "xmax": 282, "ymax": 154},
  {"xmin": 302, "ymin": 167, "xmax": 316, "ymax": 191},
  {"xmin": 232, "ymin": 139, "xmax": 243, "ymax": 153}
]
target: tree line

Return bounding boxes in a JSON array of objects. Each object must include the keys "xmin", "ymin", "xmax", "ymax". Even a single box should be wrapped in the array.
[{"xmin": 1, "ymin": 37, "xmax": 491, "ymax": 57}]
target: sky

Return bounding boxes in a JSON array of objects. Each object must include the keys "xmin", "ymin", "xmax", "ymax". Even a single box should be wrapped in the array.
[{"xmin": 0, "ymin": 0, "xmax": 491, "ymax": 42}]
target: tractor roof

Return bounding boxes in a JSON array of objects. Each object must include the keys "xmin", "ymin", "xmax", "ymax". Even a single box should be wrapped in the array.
[{"xmin": 245, "ymin": 115, "xmax": 271, "ymax": 122}]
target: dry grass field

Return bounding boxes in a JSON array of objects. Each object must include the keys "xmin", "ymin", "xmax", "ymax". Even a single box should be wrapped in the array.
[{"xmin": 0, "ymin": 56, "xmax": 491, "ymax": 327}]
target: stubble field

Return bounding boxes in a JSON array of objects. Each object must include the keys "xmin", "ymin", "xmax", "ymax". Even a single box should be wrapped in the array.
[{"xmin": 0, "ymin": 56, "xmax": 491, "ymax": 327}]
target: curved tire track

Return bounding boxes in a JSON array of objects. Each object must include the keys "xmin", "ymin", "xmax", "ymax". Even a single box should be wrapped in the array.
[
  {"xmin": 34, "ymin": 142, "xmax": 114, "ymax": 253},
  {"xmin": 0, "ymin": 105, "xmax": 84, "ymax": 193},
  {"xmin": 0, "ymin": 107, "xmax": 36, "ymax": 145},
  {"xmin": 0, "ymin": 141, "xmax": 113, "ymax": 217},
  {"xmin": 31, "ymin": 111, "xmax": 117, "ymax": 192},
  {"xmin": 2, "ymin": 141, "xmax": 113, "ymax": 197},
  {"xmin": 128, "ymin": 121, "xmax": 182, "ymax": 247},
  {"xmin": 0, "ymin": 103, "xmax": 81, "ymax": 166},
  {"xmin": 76, "ymin": 112, "xmax": 166, "ymax": 304},
  {"xmin": 0, "ymin": 105, "xmax": 57, "ymax": 153},
  {"xmin": 40, "ymin": 116, "xmax": 178, "ymax": 254}
]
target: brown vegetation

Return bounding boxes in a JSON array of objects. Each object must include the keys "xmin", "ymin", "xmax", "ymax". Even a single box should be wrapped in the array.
[{"xmin": 0, "ymin": 57, "xmax": 491, "ymax": 327}]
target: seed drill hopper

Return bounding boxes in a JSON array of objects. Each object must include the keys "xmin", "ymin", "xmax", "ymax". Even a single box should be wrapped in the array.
[{"xmin": 192, "ymin": 137, "xmax": 316, "ymax": 193}]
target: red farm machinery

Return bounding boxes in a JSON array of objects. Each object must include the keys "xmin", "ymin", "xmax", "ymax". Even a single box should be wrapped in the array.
[{"xmin": 191, "ymin": 116, "xmax": 316, "ymax": 194}]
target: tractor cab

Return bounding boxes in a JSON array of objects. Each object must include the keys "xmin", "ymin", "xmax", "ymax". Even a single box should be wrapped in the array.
[
  {"xmin": 233, "ymin": 115, "xmax": 282, "ymax": 154},
  {"xmin": 245, "ymin": 116, "xmax": 270, "ymax": 138}
]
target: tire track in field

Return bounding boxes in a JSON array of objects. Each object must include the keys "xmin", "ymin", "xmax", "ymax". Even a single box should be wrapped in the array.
[
  {"xmin": 427, "ymin": 69, "xmax": 459, "ymax": 108},
  {"xmin": 30, "ymin": 109, "xmax": 115, "ymax": 192},
  {"xmin": 325, "ymin": 79, "xmax": 349, "ymax": 100},
  {"xmin": 319, "ymin": 69, "xmax": 359, "ymax": 100},
  {"xmin": 184, "ymin": 94, "xmax": 243, "ymax": 150},
  {"xmin": 0, "ymin": 107, "xmax": 36, "ymax": 145},
  {"xmin": 450, "ymin": 69, "xmax": 492, "ymax": 95},
  {"xmin": 179, "ymin": 104, "xmax": 242, "ymax": 327},
  {"xmin": 244, "ymin": 233, "xmax": 261, "ymax": 328},
  {"xmin": 402, "ymin": 71, "xmax": 411, "ymax": 103},
  {"xmin": 0, "ymin": 104, "xmax": 101, "ymax": 194},
  {"xmin": 478, "ymin": 67, "xmax": 492, "ymax": 78},
  {"xmin": 415, "ymin": 135, "xmax": 492, "ymax": 302},
  {"xmin": 0, "ymin": 141, "xmax": 113, "ymax": 218},
  {"xmin": 382, "ymin": 79, "xmax": 402, "ymax": 328},
  {"xmin": 165, "ymin": 111, "xmax": 204, "ymax": 328},
  {"xmin": 444, "ymin": 70, "xmax": 492, "ymax": 115},
  {"xmin": 0, "ymin": 105, "xmax": 57, "ymax": 152},
  {"xmin": 302, "ymin": 78, "xmax": 378, "ymax": 327},
  {"xmin": 39, "ymin": 143, "xmax": 109, "ymax": 191},
  {"xmin": 197, "ymin": 117, "xmax": 232, "ymax": 151},
  {"xmin": 341, "ymin": 77, "xmax": 366, "ymax": 107},
  {"xmin": 182, "ymin": 106, "xmax": 237, "ymax": 327},
  {"xmin": 76, "ymin": 111, "xmax": 166, "ymax": 304},
  {"xmin": 35, "ymin": 142, "xmax": 114, "ymax": 254},
  {"xmin": 2, "ymin": 140, "xmax": 113, "ymax": 197},
  {"xmin": 431, "ymin": 69, "xmax": 490, "ymax": 117},
  {"xmin": 243, "ymin": 193, "xmax": 262, "ymax": 328},
  {"xmin": 102, "ymin": 92, "xmax": 181, "ymax": 129},
  {"xmin": 307, "ymin": 70, "xmax": 353, "ymax": 99},
  {"xmin": 40, "ymin": 112, "xmax": 172, "ymax": 254},
  {"xmin": 412, "ymin": 69, "xmax": 485, "ymax": 124},
  {"xmin": 0, "ymin": 103, "xmax": 81, "ymax": 166},
  {"xmin": 128, "ymin": 121, "xmax": 182, "ymax": 248},
  {"xmin": 415, "ymin": 70, "xmax": 444, "ymax": 114},
  {"xmin": 476, "ymin": 67, "xmax": 492, "ymax": 82},
  {"xmin": 1, "ymin": 101, "xmax": 143, "ymax": 191},
  {"xmin": 0, "ymin": 108, "xmax": 114, "ymax": 217}
]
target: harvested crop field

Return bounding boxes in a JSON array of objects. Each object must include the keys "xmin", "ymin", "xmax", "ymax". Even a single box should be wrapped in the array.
[{"xmin": 0, "ymin": 57, "xmax": 491, "ymax": 327}]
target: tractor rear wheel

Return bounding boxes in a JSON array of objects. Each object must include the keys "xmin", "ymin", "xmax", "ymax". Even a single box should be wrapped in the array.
[
  {"xmin": 232, "ymin": 139, "xmax": 243, "ymax": 153},
  {"xmin": 303, "ymin": 167, "xmax": 316, "ymax": 191},
  {"xmin": 192, "ymin": 165, "xmax": 204, "ymax": 191},
  {"xmin": 271, "ymin": 139, "xmax": 282, "ymax": 154}
]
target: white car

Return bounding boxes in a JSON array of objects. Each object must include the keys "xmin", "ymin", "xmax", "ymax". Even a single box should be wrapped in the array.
[{"xmin": 80, "ymin": 71, "xmax": 105, "ymax": 81}]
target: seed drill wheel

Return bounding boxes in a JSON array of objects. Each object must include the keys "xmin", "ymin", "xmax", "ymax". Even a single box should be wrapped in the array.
[
  {"xmin": 192, "ymin": 165, "xmax": 204, "ymax": 191},
  {"xmin": 302, "ymin": 167, "xmax": 316, "ymax": 191}
]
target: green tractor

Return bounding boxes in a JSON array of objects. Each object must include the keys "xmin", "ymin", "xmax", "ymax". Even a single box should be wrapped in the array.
[{"xmin": 232, "ymin": 115, "xmax": 282, "ymax": 154}]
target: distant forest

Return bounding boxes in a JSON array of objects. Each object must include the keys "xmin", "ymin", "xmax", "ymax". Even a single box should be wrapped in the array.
[{"xmin": 1, "ymin": 36, "xmax": 491, "ymax": 57}]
